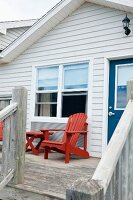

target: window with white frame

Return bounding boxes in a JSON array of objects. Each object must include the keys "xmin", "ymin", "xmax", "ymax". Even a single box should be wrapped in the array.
[{"xmin": 35, "ymin": 62, "xmax": 89, "ymax": 118}]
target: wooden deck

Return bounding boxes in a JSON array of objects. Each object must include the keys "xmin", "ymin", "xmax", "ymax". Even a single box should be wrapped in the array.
[{"xmin": 0, "ymin": 150, "xmax": 99, "ymax": 199}]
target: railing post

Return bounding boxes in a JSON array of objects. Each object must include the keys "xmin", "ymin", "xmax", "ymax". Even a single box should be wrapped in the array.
[
  {"xmin": 66, "ymin": 180, "xmax": 104, "ymax": 200},
  {"xmin": 11, "ymin": 87, "xmax": 27, "ymax": 184}
]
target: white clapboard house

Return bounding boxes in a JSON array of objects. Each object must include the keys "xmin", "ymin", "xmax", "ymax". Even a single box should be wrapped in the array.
[{"xmin": 0, "ymin": 0, "xmax": 133, "ymax": 158}]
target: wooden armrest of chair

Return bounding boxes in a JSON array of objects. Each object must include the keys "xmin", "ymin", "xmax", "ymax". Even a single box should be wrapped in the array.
[
  {"xmin": 26, "ymin": 131, "xmax": 44, "ymax": 135},
  {"xmin": 41, "ymin": 129, "xmax": 65, "ymax": 133},
  {"xmin": 66, "ymin": 131, "xmax": 88, "ymax": 135}
]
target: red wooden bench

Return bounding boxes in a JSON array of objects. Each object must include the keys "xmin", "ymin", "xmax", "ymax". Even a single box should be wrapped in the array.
[{"xmin": 41, "ymin": 113, "xmax": 90, "ymax": 163}]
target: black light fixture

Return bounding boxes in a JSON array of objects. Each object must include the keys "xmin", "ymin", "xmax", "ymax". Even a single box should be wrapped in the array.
[{"xmin": 122, "ymin": 14, "xmax": 131, "ymax": 36}]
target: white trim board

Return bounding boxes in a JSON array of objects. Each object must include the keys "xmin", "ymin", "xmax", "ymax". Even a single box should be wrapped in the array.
[
  {"xmin": 87, "ymin": 58, "xmax": 93, "ymax": 154},
  {"xmin": 102, "ymin": 58, "xmax": 109, "ymax": 154}
]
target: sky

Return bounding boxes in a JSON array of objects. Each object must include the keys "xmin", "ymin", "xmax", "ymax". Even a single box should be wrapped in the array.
[
  {"xmin": 0, "ymin": 0, "xmax": 61, "ymax": 22},
  {"xmin": 1, "ymin": 0, "xmax": 133, "ymax": 22}
]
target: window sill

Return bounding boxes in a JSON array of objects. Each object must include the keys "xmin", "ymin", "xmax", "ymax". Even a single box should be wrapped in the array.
[{"xmin": 30, "ymin": 116, "xmax": 68, "ymax": 123}]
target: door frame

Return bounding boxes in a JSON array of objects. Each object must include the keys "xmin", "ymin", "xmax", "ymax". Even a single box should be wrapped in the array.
[{"xmin": 102, "ymin": 52, "xmax": 133, "ymax": 155}]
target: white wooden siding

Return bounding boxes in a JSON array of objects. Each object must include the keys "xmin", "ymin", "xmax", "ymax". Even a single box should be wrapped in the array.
[
  {"xmin": 0, "ymin": 2, "xmax": 133, "ymax": 157},
  {"xmin": 0, "ymin": 27, "xmax": 29, "ymax": 50}
]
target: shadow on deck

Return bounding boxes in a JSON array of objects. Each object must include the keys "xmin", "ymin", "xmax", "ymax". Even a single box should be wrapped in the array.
[{"xmin": 0, "ymin": 151, "xmax": 100, "ymax": 199}]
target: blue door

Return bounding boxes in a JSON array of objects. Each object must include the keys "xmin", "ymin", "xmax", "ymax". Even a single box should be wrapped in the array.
[{"xmin": 108, "ymin": 59, "xmax": 133, "ymax": 142}]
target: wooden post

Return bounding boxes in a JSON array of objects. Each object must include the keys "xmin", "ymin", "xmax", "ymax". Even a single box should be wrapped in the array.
[
  {"xmin": 11, "ymin": 87, "xmax": 27, "ymax": 184},
  {"xmin": 66, "ymin": 180, "xmax": 103, "ymax": 200}
]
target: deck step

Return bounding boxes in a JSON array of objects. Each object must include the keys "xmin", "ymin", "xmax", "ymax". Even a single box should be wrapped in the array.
[{"xmin": 0, "ymin": 185, "xmax": 65, "ymax": 200}]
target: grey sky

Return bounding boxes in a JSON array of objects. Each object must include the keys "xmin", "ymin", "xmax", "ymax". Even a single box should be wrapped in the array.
[{"xmin": 0, "ymin": 0, "xmax": 60, "ymax": 22}]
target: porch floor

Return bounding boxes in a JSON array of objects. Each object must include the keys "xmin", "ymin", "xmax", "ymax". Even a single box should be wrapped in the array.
[{"xmin": 0, "ymin": 151, "xmax": 100, "ymax": 199}]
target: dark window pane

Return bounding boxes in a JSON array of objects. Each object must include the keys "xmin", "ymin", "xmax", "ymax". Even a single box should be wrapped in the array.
[
  {"xmin": 36, "ymin": 93, "xmax": 57, "ymax": 103},
  {"xmin": 35, "ymin": 104, "xmax": 57, "ymax": 117},
  {"xmin": 35, "ymin": 93, "xmax": 57, "ymax": 117},
  {"xmin": 62, "ymin": 92, "xmax": 87, "ymax": 117}
]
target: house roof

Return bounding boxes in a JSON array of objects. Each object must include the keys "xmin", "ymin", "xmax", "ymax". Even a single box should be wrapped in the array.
[
  {"xmin": 0, "ymin": 0, "xmax": 133, "ymax": 64},
  {"xmin": 87, "ymin": 0, "xmax": 133, "ymax": 12},
  {"xmin": 0, "ymin": 19, "xmax": 37, "ymax": 35}
]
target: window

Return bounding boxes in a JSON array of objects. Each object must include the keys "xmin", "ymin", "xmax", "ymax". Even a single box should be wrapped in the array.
[{"xmin": 35, "ymin": 63, "xmax": 89, "ymax": 118}]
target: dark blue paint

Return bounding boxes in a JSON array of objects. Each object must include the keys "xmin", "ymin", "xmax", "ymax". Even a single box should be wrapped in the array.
[{"xmin": 108, "ymin": 58, "xmax": 133, "ymax": 142}]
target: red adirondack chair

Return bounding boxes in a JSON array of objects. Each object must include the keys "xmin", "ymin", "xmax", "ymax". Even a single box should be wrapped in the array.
[
  {"xmin": 41, "ymin": 113, "xmax": 90, "ymax": 163},
  {"xmin": 0, "ymin": 121, "xmax": 4, "ymax": 141}
]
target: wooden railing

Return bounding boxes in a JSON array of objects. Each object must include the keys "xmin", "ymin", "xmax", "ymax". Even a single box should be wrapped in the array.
[
  {"xmin": 67, "ymin": 80, "xmax": 133, "ymax": 200},
  {"xmin": 0, "ymin": 87, "xmax": 27, "ymax": 190}
]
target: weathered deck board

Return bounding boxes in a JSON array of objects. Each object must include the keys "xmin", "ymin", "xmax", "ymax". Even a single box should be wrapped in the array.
[{"xmin": 0, "ymin": 151, "xmax": 99, "ymax": 199}]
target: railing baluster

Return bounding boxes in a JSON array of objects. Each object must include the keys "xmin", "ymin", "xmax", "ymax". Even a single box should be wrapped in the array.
[
  {"xmin": 118, "ymin": 156, "xmax": 122, "ymax": 200},
  {"xmin": 1, "ymin": 117, "xmax": 11, "ymax": 178},
  {"xmin": 105, "ymin": 173, "xmax": 113, "ymax": 200},
  {"xmin": 9, "ymin": 113, "xmax": 16, "ymax": 172},
  {"xmin": 121, "ymin": 139, "xmax": 129, "ymax": 200},
  {"xmin": 128, "ymin": 125, "xmax": 133, "ymax": 200},
  {"xmin": 113, "ymin": 162, "xmax": 119, "ymax": 200}
]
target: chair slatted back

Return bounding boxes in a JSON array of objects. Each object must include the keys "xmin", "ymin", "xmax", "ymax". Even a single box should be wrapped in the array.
[
  {"xmin": 62, "ymin": 113, "xmax": 87, "ymax": 146},
  {"xmin": 0, "ymin": 121, "xmax": 4, "ymax": 141}
]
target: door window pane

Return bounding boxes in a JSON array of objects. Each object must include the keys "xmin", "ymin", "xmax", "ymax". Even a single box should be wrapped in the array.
[
  {"xmin": 64, "ymin": 63, "xmax": 88, "ymax": 89},
  {"xmin": 116, "ymin": 65, "xmax": 133, "ymax": 109},
  {"xmin": 37, "ymin": 67, "xmax": 58, "ymax": 90}
]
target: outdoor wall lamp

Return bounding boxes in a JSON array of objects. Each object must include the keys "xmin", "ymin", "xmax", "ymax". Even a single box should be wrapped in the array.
[{"xmin": 122, "ymin": 14, "xmax": 131, "ymax": 36}]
